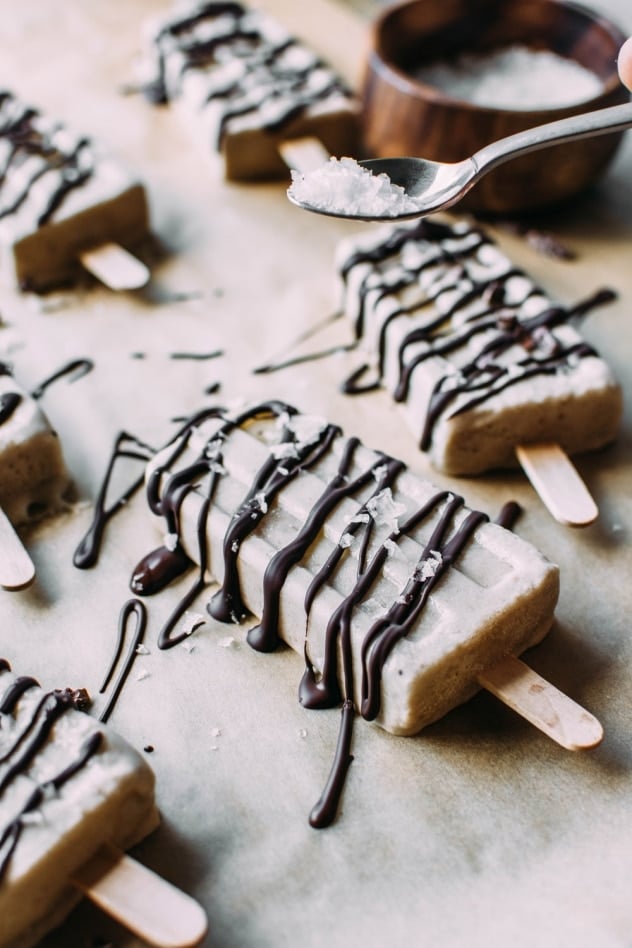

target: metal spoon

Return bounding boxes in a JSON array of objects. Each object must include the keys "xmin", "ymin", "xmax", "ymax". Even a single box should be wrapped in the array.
[{"xmin": 288, "ymin": 101, "xmax": 632, "ymax": 222}]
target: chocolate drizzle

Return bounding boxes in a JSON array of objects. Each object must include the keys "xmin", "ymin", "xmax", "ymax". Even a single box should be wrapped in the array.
[
  {"xmin": 136, "ymin": 400, "xmax": 496, "ymax": 827},
  {"xmin": 98, "ymin": 599, "xmax": 147, "ymax": 723},
  {"xmin": 30, "ymin": 358, "xmax": 94, "ymax": 400},
  {"xmin": 0, "ymin": 93, "xmax": 94, "ymax": 228},
  {"xmin": 145, "ymin": 3, "xmax": 351, "ymax": 146},
  {"xmin": 338, "ymin": 219, "xmax": 617, "ymax": 453},
  {"xmin": 73, "ymin": 432, "xmax": 155, "ymax": 569}
]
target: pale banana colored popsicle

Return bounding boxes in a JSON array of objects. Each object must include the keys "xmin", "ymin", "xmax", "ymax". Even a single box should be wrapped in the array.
[
  {"xmin": 0, "ymin": 662, "xmax": 159, "ymax": 947},
  {"xmin": 138, "ymin": 402, "xmax": 563, "ymax": 738},
  {"xmin": 335, "ymin": 218, "xmax": 622, "ymax": 478}
]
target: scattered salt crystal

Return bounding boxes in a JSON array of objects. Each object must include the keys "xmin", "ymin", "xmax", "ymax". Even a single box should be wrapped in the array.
[
  {"xmin": 286, "ymin": 413, "xmax": 328, "ymax": 447},
  {"xmin": 181, "ymin": 611, "xmax": 206, "ymax": 635},
  {"xmin": 164, "ymin": 532, "xmax": 179, "ymax": 552},
  {"xmin": 135, "ymin": 644, "xmax": 150, "ymax": 655},
  {"xmin": 383, "ymin": 538, "xmax": 402, "ymax": 558},
  {"xmin": 413, "ymin": 550, "xmax": 443, "ymax": 582},
  {"xmin": 181, "ymin": 640, "xmax": 196, "ymax": 653},
  {"xmin": 366, "ymin": 489, "xmax": 407, "ymax": 529},
  {"xmin": 211, "ymin": 727, "xmax": 222, "ymax": 738},
  {"xmin": 21, "ymin": 811, "xmax": 45, "ymax": 826},
  {"xmin": 289, "ymin": 156, "xmax": 421, "ymax": 218},
  {"xmin": 339, "ymin": 532, "xmax": 354, "ymax": 549},
  {"xmin": 270, "ymin": 441, "xmax": 299, "ymax": 460},
  {"xmin": 254, "ymin": 491, "xmax": 268, "ymax": 513},
  {"xmin": 209, "ymin": 460, "xmax": 227, "ymax": 475},
  {"xmin": 218, "ymin": 635, "xmax": 237, "ymax": 648},
  {"xmin": 136, "ymin": 668, "xmax": 150, "ymax": 681},
  {"xmin": 299, "ymin": 728, "xmax": 308, "ymax": 739},
  {"xmin": 231, "ymin": 540, "xmax": 240, "ymax": 553},
  {"xmin": 411, "ymin": 45, "xmax": 602, "ymax": 110},
  {"xmin": 350, "ymin": 512, "xmax": 370, "ymax": 525}
]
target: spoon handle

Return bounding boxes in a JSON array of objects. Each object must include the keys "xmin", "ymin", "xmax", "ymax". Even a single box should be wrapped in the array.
[{"xmin": 472, "ymin": 100, "xmax": 632, "ymax": 177}]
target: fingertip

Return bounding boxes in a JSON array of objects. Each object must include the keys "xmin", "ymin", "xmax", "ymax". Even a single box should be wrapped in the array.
[{"xmin": 618, "ymin": 37, "xmax": 632, "ymax": 91}]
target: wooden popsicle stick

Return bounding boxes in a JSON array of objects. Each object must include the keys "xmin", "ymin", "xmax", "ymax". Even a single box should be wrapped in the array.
[
  {"xmin": 71, "ymin": 843, "xmax": 208, "ymax": 948},
  {"xmin": 478, "ymin": 655, "xmax": 603, "ymax": 751},
  {"xmin": 516, "ymin": 442, "xmax": 598, "ymax": 527},
  {"xmin": 79, "ymin": 242, "xmax": 150, "ymax": 291},
  {"xmin": 0, "ymin": 507, "xmax": 35, "ymax": 591},
  {"xmin": 278, "ymin": 136, "xmax": 331, "ymax": 173}
]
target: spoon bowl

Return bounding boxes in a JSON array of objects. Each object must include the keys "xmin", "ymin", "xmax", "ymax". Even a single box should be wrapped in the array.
[{"xmin": 288, "ymin": 101, "xmax": 632, "ymax": 223}]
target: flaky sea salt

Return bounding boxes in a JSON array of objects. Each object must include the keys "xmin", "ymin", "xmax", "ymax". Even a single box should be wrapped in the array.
[
  {"xmin": 366, "ymin": 488, "xmax": 407, "ymax": 530},
  {"xmin": 288, "ymin": 156, "xmax": 422, "ymax": 218},
  {"xmin": 412, "ymin": 45, "xmax": 602, "ymax": 110}
]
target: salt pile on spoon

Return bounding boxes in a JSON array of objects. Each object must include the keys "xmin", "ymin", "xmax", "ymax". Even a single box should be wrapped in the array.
[{"xmin": 289, "ymin": 157, "xmax": 421, "ymax": 217}]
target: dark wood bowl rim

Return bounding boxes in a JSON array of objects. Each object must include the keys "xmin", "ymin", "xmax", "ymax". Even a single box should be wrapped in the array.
[{"xmin": 369, "ymin": 0, "xmax": 629, "ymax": 117}]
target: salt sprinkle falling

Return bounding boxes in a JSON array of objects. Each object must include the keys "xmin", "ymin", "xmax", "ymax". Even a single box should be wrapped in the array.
[{"xmin": 136, "ymin": 668, "xmax": 150, "ymax": 681}]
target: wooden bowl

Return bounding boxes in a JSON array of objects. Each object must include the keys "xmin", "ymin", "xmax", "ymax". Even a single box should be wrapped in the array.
[{"xmin": 361, "ymin": 0, "xmax": 629, "ymax": 214}]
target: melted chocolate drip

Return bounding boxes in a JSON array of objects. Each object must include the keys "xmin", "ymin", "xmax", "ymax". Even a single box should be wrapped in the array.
[
  {"xmin": 252, "ymin": 342, "xmax": 357, "ymax": 376},
  {"xmin": 0, "ymin": 675, "xmax": 39, "ymax": 717},
  {"xmin": 131, "ymin": 544, "xmax": 193, "ymax": 597},
  {"xmin": 30, "ymin": 358, "xmax": 94, "ymax": 400},
  {"xmin": 495, "ymin": 501, "xmax": 522, "ymax": 531},
  {"xmin": 98, "ymin": 599, "xmax": 147, "ymax": 724},
  {"xmin": 73, "ymin": 432, "xmax": 155, "ymax": 569},
  {"xmin": 169, "ymin": 349, "xmax": 224, "ymax": 361}
]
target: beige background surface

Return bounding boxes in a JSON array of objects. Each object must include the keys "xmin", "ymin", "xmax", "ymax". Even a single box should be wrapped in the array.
[{"xmin": 1, "ymin": 1, "xmax": 632, "ymax": 946}]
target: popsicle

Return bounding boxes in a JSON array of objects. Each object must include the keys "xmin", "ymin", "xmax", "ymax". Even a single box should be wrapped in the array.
[
  {"xmin": 132, "ymin": 401, "xmax": 600, "ymax": 753},
  {"xmin": 0, "ymin": 90, "xmax": 150, "ymax": 292},
  {"xmin": 335, "ymin": 217, "xmax": 622, "ymax": 521},
  {"xmin": 0, "ymin": 362, "xmax": 71, "ymax": 590},
  {"xmin": 0, "ymin": 659, "xmax": 208, "ymax": 948},
  {"xmin": 140, "ymin": 1, "xmax": 359, "ymax": 180}
]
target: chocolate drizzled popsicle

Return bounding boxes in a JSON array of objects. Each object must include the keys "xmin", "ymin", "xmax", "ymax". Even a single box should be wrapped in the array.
[
  {"xmin": 131, "ymin": 402, "xmax": 602, "ymax": 827},
  {"xmin": 0, "ymin": 660, "xmax": 207, "ymax": 947},
  {"xmin": 0, "ymin": 91, "xmax": 150, "ymax": 292},
  {"xmin": 139, "ymin": 1, "xmax": 359, "ymax": 180},
  {"xmin": 335, "ymin": 218, "xmax": 622, "ymax": 525}
]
